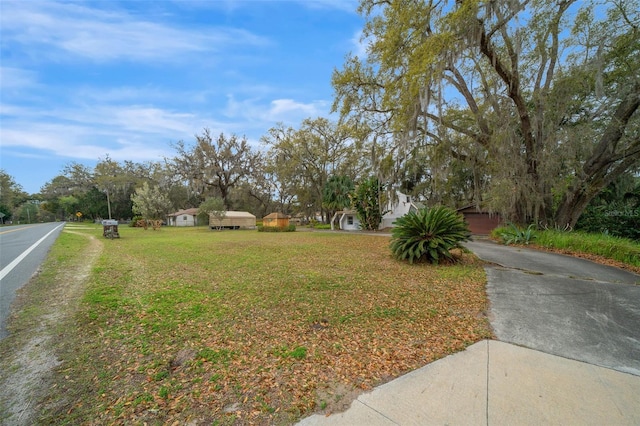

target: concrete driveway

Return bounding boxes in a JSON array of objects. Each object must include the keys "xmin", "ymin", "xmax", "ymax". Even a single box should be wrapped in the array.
[{"xmin": 465, "ymin": 239, "xmax": 640, "ymax": 376}]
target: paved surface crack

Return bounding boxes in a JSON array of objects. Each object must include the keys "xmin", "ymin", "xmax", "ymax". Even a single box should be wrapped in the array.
[
  {"xmin": 484, "ymin": 263, "xmax": 626, "ymax": 285},
  {"xmin": 357, "ymin": 399, "xmax": 400, "ymax": 425}
]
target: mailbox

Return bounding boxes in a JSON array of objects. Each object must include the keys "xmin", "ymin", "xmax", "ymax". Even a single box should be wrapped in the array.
[{"xmin": 102, "ymin": 220, "xmax": 119, "ymax": 238}]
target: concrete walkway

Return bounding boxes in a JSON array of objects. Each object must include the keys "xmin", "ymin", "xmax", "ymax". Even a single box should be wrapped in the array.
[
  {"xmin": 297, "ymin": 240, "xmax": 640, "ymax": 425},
  {"xmin": 297, "ymin": 340, "xmax": 640, "ymax": 425}
]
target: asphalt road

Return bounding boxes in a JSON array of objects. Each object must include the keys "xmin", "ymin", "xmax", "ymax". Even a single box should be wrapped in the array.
[
  {"xmin": 465, "ymin": 239, "xmax": 640, "ymax": 376},
  {"xmin": 0, "ymin": 222, "xmax": 65, "ymax": 339}
]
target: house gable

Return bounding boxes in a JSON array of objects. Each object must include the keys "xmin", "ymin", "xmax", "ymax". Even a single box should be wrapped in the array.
[{"xmin": 381, "ymin": 191, "xmax": 422, "ymax": 229}]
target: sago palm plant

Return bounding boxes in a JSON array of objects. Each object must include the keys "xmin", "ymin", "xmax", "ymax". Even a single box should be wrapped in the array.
[{"xmin": 390, "ymin": 206, "xmax": 471, "ymax": 264}]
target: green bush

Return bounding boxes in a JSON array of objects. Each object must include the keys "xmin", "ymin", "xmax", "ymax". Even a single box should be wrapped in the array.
[
  {"xmin": 497, "ymin": 223, "xmax": 537, "ymax": 245},
  {"xmin": 390, "ymin": 206, "xmax": 471, "ymax": 264},
  {"xmin": 352, "ymin": 176, "xmax": 386, "ymax": 230},
  {"xmin": 257, "ymin": 224, "xmax": 296, "ymax": 232}
]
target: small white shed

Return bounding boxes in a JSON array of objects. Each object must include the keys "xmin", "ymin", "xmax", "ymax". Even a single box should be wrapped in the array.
[
  {"xmin": 168, "ymin": 208, "xmax": 199, "ymax": 227},
  {"xmin": 330, "ymin": 210, "xmax": 361, "ymax": 231}
]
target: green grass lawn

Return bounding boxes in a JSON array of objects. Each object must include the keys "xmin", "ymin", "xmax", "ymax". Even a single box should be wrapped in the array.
[{"xmin": 12, "ymin": 224, "xmax": 492, "ymax": 425}]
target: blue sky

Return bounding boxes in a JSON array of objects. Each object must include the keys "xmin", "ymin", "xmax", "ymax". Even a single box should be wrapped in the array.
[{"xmin": 0, "ymin": 0, "xmax": 365, "ymax": 194}]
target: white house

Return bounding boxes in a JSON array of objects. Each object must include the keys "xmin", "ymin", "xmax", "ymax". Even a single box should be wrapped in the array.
[
  {"xmin": 380, "ymin": 191, "xmax": 424, "ymax": 229},
  {"xmin": 168, "ymin": 208, "xmax": 199, "ymax": 227},
  {"xmin": 331, "ymin": 191, "xmax": 423, "ymax": 231}
]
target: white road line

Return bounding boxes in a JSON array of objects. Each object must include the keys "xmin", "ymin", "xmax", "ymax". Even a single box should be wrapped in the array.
[{"xmin": 0, "ymin": 224, "xmax": 65, "ymax": 282}]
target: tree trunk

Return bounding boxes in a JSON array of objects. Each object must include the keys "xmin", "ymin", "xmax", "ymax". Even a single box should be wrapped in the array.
[
  {"xmin": 554, "ymin": 187, "xmax": 594, "ymax": 230},
  {"xmin": 555, "ymin": 152, "xmax": 640, "ymax": 228},
  {"xmin": 555, "ymin": 89, "xmax": 640, "ymax": 227}
]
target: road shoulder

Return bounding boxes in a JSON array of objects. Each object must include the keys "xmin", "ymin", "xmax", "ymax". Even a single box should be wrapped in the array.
[{"xmin": 0, "ymin": 230, "xmax": 101, "ymax": 425}]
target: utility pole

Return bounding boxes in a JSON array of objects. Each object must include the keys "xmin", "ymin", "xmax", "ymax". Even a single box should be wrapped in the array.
[{"xmin": 106, "ymin": 188, "xmax": 112, "ymax": 220}]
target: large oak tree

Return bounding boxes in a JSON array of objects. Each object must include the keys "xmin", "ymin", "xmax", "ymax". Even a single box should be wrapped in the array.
[
  {"xmin": 262, "ymin": 118, "xmax": 364, "ymax": 221},
  {"xmin": 333, "ymin": 0, "xmax": 640, "ymax": 226},
  {"xmin": 172, "ymin": 130, "xmax": 261, "ymax": 210}
]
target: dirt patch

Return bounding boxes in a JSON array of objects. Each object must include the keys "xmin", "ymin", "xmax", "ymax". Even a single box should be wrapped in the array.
[
  {"xmin": 314, "ymin": 381, "xmax": 364, "ymax": 416},
  {"xmin": 0, "ymin": 230, "xmax": 102, "ymax": 425}
]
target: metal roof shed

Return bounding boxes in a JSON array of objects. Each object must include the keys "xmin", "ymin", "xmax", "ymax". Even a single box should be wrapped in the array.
[{"xmin": 209, "ymin": 211, "xmax": 256, "ymax": 230}]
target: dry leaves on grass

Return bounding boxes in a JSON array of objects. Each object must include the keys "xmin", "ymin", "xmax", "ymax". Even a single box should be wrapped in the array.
[{"xmin": 48, "ymin": 229, "xmax": 492, "ymax": 425}]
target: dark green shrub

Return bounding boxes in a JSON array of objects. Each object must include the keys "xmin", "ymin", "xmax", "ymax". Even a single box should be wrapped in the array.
[
  {"xmin": 576, "ymin": 203, "xmax": 640, "ymax": 241},
  {"xmin": 390, "ymin": 206, "xmax": 471, "ymax": 264}
]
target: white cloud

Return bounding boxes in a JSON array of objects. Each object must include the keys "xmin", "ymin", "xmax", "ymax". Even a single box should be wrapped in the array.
[
  {"xmin": 299, "ymin": 0, "xmax": 359, "ymax": 13},
  {"xmin": 0, "ymin": 67, "xmax": 38, "ymax": 90},
  {"xmin": 267, "ymin": 99, "xmax": 323, "ymax": 119},
  {"xmin": 0, "ymin": 103, "xmax": 36, "ymax": 117},
  {"xmin": 108, "ymin": 106, "xmax": 197, "ymax": 135},
  {"xmin": 1, "ymin": 123, "xmax": 174, "ymax": 162},
  {"xmin": 171, "ymin": 0, "xmax": 359, "ymax": 14},
  {"xmin": 0, "ymin": 101, "xmax": 211, "ymax": 163},
  {"xmin": 0, "ymin": 1, "xmax": 270, "ymax": 63},
  {"xmin": 2, "ymin": 100, "xmax": 205, "ymax": 136},
  {"xmin": 2, "ymin": 84, "xmax": 304, "ymax": 163},
  {"xmin": 351, "ymin": 29, "xmax": 373, "ymax": 58},
  {"xmin": 223, "ymin": 95, "xmax": 331, "ymax": 127},
  {"xmin": 72, "ymin": 86, "xmax": 166, "ymax": 104}
]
